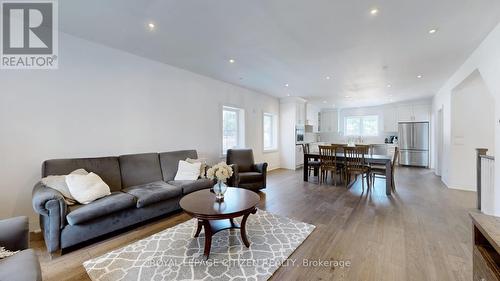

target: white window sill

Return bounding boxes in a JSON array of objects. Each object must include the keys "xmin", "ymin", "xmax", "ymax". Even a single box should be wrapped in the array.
[{"xmin": 263, "ymin": 149, "xmax": 278, "ymax": 153}]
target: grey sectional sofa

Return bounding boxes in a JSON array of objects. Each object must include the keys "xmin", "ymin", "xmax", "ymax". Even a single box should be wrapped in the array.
[{"xmin": 32, "ymin": 150, "xmax": 213, "ymax": 254}]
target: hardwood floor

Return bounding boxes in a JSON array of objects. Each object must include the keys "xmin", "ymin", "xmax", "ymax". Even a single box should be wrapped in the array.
[{"xmin": 33, "ymin": 167, "xmax": 476, "ymax": 281}]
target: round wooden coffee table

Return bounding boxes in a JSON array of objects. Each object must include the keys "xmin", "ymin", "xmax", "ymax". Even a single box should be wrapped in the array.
[{"xmin": 179, "ymin": 187, "xmax": 260, "ymax": 259}]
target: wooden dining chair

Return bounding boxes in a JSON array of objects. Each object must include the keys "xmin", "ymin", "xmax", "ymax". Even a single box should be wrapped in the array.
[
  {"xmin": 319, "ymin": 145, "xmax": 342, "ymax": 185},
  {"xmin": 355, "ymin": 144, "xmax": 373, "ymax": 184},
  {"xmin": 302, "ymin": 143, "xmax": 321, "ymax": 183},
  {"xmin": 343, "ymin": 146, "xmax": 371, "ymax": 191},
  {"xmin": 371, "ymin": 147, "xmax": 399, "ymax": 191}
]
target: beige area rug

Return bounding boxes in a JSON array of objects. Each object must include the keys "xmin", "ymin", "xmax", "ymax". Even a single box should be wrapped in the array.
[{"xmin": 83, "ymin": 209, "xmax": 315, "ymax": 281}]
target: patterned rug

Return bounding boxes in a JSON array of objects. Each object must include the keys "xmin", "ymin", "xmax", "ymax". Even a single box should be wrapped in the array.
[{"xmin": 83, "ymin": 210, "xmax": 315, "ymax": 281}]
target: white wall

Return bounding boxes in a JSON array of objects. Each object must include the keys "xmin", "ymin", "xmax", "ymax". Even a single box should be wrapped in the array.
[
  {"xmin": 0, "ymin": 33, "xmax": 280, "ymax": 229},
  {"xmin": 449, "ymin": 72, "xmax": 495, "ymax": 190},
  {"xmin": 432, "ymin": 21, "xmax": 500, "ymax": 204}
]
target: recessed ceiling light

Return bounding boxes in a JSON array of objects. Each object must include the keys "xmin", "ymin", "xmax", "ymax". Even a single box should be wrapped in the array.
[
  {"xmin": 325, "ymin": 76, "xmax": 331, "ymax": 80},
  {"xmin": 229, "ymin": 59, "xmax": 235, "ymax": 64},
  {"xmin": 428, "ymin": 28, "xmax": 438, "ymax": 34},
  {"xmin": 323, "ymin": 101, "xmax": 327, "ymax": 104},
  {"xmin": 387, "ymin": 84, "xmax": 392, "ymax": 88},
  {"xmin": 345, "ymin": 95, "xmax": 351, "ymax": 98},
  {"xmin": 370, "ymin": 8, "xmax": 379, "ymax": 15},
  {"xmin": 417, "ymin": 75, "xmax": 423, "ymax": 79},
  {"xmin": 284, "ymin": 83, "xmax": 289, "ymax": 87},
  {"xmin": 147, "ymin": 22, "xmax": 155, "ymax": 30},
  {"xmin": 287, "ymin": 94, "xmax": 291, "ymax": 96}
]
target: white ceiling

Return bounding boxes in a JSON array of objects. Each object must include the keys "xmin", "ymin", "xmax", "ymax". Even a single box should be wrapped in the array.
[{"xmin": 59, "ymin": 0, "xmax": 500, "ymax": 108}]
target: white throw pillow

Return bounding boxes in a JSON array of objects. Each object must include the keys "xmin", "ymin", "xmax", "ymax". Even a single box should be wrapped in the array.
[
  {"xmin": 41, "ymin": 169, "xmax": 88, "ymax": 205},
  {"xmin": 185, "ymin": 158, "xmax": 208, "ymax": 178},
  {"xmin": 0, "ymin": 247, "xmax": 18, "ymax": 259},
  {"xmin": 65, "ymin": 172, "xmax": 111, "ymax": 204},
  {"xmin": 174, "ymin": 160, "xmax": 202, "ymax": 181}
]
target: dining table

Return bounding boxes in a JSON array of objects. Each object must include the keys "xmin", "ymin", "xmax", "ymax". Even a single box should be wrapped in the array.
[{"xmin": 303, "ymin": 152, "xmax": 393, "ymax": 195}]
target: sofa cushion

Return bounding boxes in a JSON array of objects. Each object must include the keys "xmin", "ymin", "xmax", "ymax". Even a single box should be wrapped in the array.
[
  {"xmin": 0, "ymin": 249, "xmax": 42, "ymax": 281},
  {"xmin": 43, "ymin": 157, "xmax": 122, "ymax": 192},
  {"xmin": 123, "ymin": 181, "xmax": 181, "ymax": 208},
  {"xmin": 168, "ymin": 179, "xmax": 213, "ymax": 195},
  {"xmin": 66, "ymin": 192, "xmax": 136, "ymax": 225},
  {"xmin": 119, "ymin": 153, "xmax": 163, "ymax": 188},
  {"xmin": 159, "ymin": 150, "xmax": 198, "ymax": 181},
  {"xmin": 239, "ymin": 172, "xmax": 263, "ymax": 183}
]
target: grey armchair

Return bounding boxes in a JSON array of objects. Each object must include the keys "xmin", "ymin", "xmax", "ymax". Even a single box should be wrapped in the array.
[
  {"xmin": 226, "ymin": 149, "xmax": 268, "ymax": 191},
  {"xmin": 0, "ymin": 216, "xmax": 42, "ymax": 281}
]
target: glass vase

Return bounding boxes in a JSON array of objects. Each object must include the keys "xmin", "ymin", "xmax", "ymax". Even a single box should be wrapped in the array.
[{"xmin": 213, "ymin": 180, "xmax": 228, "ymax": 200}]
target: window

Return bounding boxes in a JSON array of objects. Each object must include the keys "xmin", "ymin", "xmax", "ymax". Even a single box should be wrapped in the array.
[
  {"xmin": 222, "ymin": 106, "xmax": 245, "ymax": 154},
  {"xmin": 263, "ymin": 113, "xmax": 278, "ymax": 151},
  {"xmin": 344, "ymin": 115, "xmax": 378, "ymax": 136}
]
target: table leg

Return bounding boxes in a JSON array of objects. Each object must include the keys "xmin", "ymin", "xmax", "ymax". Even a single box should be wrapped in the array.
[
  {"xmin": 303, "ymin": 155, "xmax": 309, "ymax": 181},
  {"xmin": 385, "ymin": 160, "xmax": 392, "ymax": 196},
  {"xmin": 240, "ymin": 209, "xmax": 257, "ymax": 247},
  {"xmin": 194, "ymin": 219, "xmax": 203, "ymax": 238},
  {"xmin": 202, "ymin": 220, "xmax": 212, "ymax": 259}
]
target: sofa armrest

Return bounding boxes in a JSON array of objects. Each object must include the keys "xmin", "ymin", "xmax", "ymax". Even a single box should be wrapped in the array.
[
  {"xmin": 253, "ymin": 163, "xmax": 268, "ymax": 188},
  {"xmin": 0, "ymin": 216, "xmax": 29, "ymax": 251},
  {"xmin": 32, "ymin": 182, "xmax": 67, "ymax": 253},
  {"xmin": 227, "ymin": 164, "xmax": 240, "ymax": 187}
]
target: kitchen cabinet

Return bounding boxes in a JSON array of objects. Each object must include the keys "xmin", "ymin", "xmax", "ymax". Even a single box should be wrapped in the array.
[
  {"xmin": 295, "ymin": 145, "xmax": 304, "ymax": 168},
  {"xmin": 383, "ymin": 106, "xmax": 398, "ymax": 132},
  {"xmin": 412, "ymin": 104, "xmax": 431, "ymax": 122},
  {"xmin": 306, "ymin": 103, "xmax": 320, "ymax": 132},
  {"xmin": 319, "ymin": 110, "xmax": 338, "ymax": 132},
  {"xmin": 397, "ymin": 103, "xmax": 430, "ymax": 122},
  {"xmin": 296, "ymin": 101, "xmax": 306, "ymax": 125}
]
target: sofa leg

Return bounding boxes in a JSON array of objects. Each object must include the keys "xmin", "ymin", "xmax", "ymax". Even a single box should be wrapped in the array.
[{"xmin": 49, "ymin": 250, "xmax": 61, "ymax": 260}]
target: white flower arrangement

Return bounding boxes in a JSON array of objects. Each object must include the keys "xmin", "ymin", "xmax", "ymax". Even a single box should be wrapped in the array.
[{"xmin": 206, "ymin": 162, "xmax": 233, "ymax": 182}]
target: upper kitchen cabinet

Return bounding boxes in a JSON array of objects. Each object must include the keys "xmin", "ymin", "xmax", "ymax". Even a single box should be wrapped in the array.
[
  {"xmin": 412, "ymin": 104, "xmax": 431, "ymax": 122},
  {"xmin": 383, "ymin": 106, "xmax": 398, "ymax": 132},
  {"xmin": 319, "ymin": 110, "xmax": 338, "ymax": 132},
  {"xmin": 295, "ymin": 100, "xmax": 306, "ymax": 125},
  {"xmin": 397, "ymin": 103, "xmax": 431, "ymax": 122},
  {"xmin": 306, "ymin": 103, "xmax": 320, "ymax": 132}
]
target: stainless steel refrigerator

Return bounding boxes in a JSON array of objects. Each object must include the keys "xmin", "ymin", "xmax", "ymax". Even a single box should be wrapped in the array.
[{"xmin": 398, "ymin": 122, "xmax": 429, "ymax": 167}]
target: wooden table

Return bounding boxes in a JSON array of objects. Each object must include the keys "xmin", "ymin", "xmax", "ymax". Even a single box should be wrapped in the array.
[
  {"xmin": 179, "ymin": 187, "xmax": 260, "ymax": 259},
  {"xmin": 304, "ymin": 152, "xmax": 393, "ymax": 195}
]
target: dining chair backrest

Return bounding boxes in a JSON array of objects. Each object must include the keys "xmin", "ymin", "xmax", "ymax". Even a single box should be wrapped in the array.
[
  {"xmin": 319, "ymin": 145, "xmax": 338, "ymax": 168},
  {"xmin": 344, "ymin": 146, "xmax": 366, "ymax": 170},
  {"xmin": 355, "ymin": 144, "xmax": 372, "ymax": 156},
  {"xmin": 301, "ymin": 143, "xmax": 310, "ymax": 154},
  {"xmin": 331, "ymin": 144, "xmax": 345, "ymax": 153},
  {"xmin": 391, "ymin": 147, "xmax": 399, "ymax": 170}
]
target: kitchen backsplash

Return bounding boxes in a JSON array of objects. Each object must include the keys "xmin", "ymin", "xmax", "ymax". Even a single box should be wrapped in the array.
[{"xmin": 318, "ymin": 131, "xmax": 397, "ymax": 144}]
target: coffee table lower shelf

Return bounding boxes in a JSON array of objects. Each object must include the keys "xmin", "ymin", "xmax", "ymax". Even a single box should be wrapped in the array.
[{"xmin": 194, "ymin": 209, "xmax": 256, "ymax": 259}]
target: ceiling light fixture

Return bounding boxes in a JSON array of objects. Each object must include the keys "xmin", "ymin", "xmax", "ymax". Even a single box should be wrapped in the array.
[
  {"xmin": 147, "ymin": 22, "xmax": 155, "ymax": 30},
  {"xmin": 323, "ymin": 101, "xmax": 327, "ymax": 104},
  {"xmin": 345, "ymin": 95, "xmax": 351, "ymax": 98},
  {"xmin": 287, "ymin": 94, "xmax": 291, "ymax": 96},
  {"xmin": 387, "ymin": 84, "xmax": 392, "ymax": 88},
  {"xmin": 325, "ymin": 76, "xmax": 331, "ymax": 80},
  {"xmin": 417, "ymin": 75, "xmax": 423, "ymax": 79},
  {"xmin": 229, "ymin": 59, "xmax": 235, "ymax": 64},
  {"xmin": 370, "ymin": 8, "xmax": 379, "ymax": 15},
  {"xmin": 428, "ymin": 28, "xmax": 438, "ymax": 34},
  {"xmin": 284, "ymin": 83, "xmax": 289, "ymax": 87}
]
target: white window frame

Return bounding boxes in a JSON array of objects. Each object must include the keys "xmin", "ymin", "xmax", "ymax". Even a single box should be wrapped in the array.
[
  {"xmin": 263, "ymin": 112, "xmax": 278, "ymax": 152},
  {"xmin": 344, "ymin": 115, "xmax": 379, "ymax": 136},
  {"xmin": 222, "ymin": 106, "xmax": 245, "ymax": 155}
]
